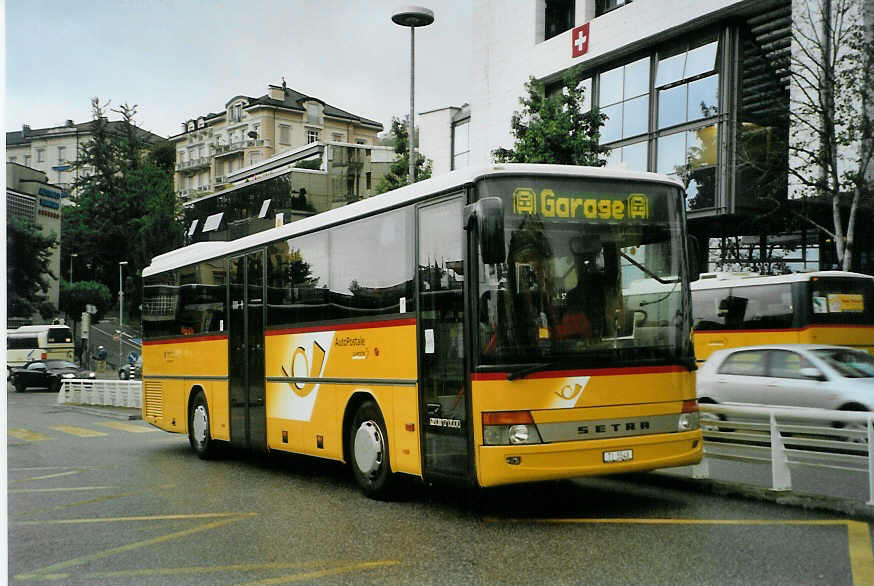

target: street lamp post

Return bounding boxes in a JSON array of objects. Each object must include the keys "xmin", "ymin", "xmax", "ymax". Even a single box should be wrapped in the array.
[
  {"xmin": 118, "ymin": 261, "xmax": 128, "ymax": 368},
  {"xmin": 392, "ymin": 6, "xmax": 434, "ymax": 185},
  {"xmin": 70, "ymin": 253, "xmax": 78, "ymax": 284}
]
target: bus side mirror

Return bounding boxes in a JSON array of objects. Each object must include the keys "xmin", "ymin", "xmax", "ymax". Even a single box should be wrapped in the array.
[
  {"xmin": 687, "ymin": 235, "xmax": 701, "ymax": 282},
  {"xmin": 464, "ymin": 197, "xmax": 505, "ymax": 264}
]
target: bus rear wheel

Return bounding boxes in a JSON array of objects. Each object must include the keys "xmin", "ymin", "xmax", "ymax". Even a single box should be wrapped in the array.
[
  {"xmin": 349, "ymin": 400, "xmax": 393, "ymax": 499},
  {"xmin": 189, "ymin": 392, "xmax": 217, "ymax": 459}
]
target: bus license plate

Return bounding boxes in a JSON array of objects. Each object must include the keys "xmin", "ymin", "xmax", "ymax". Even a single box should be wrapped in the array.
[{"xmin": 603, "ymin": 449, "xmax": 633, "ymax": 463}]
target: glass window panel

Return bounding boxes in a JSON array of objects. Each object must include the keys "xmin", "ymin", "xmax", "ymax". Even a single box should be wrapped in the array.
[
  {"xmin": 622, "ymin": 94, "xmax": 649, "ymax": 138},
  {"xmin": 658, "ymin": 84, "xmax": 687, "ymax": 129},
  {"xmin": 656, "ymin": 51, "xmax": 685, "ymax": 87},
  {"xmin": 686, "ymin": 40, "xmax": 719, "ymax": 78},
  {"xmin": 687, "ymin": 126, "xmax": 718, "ymax": 169},
  {"xmin": 622, "ymin": 141, "xmax": 648, "ymax": 172},
  {"xmin": 453, "ymin": 121, "xmax": 470, "ymax": 155},
  {"xmin": 624, "ymin": 57, "xmax": 650, "ymax": 98},
  {"xmin": 686, "ymin": 126, "xmax": 718, "ymax": 210},
  {"xmin": 657, "ymin": 132, "xmax": 686, "ymax": 175},
  {"xmin": 604, "ymin": 146, "xmax": 623, "ymax": 168},
  {"xmin": 599, "ymin": 66, "xmax": 623, "ymax": 106},
  {"xmin": 600, "ymin": 102, "xmax": 622, "ymax": 144},
  {"xmin": 687, "ymin": 74, "xmax": 719, "ymax": 120}
]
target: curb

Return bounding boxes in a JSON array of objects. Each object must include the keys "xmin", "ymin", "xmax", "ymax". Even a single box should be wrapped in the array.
[
  {"xmin": 645, "ymin": 471, "xmax": 874, "ymax": 521},
  {"xmin": 62, "ymin": 404, "xmax": 142, "ymax": 421}
]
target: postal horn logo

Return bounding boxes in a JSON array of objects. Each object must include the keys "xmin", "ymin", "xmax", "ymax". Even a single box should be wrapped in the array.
[{"xmin": 282, "ymin": 341, "xmax": 326, "ymax": 398}]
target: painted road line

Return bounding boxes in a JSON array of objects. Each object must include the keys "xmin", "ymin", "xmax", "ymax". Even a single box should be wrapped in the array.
[
  {"xmin": 50, "ymin": 425, "xmax": 108, "ymax": 437},
  {"xmin": 46, "ymin": 561, "xmax": 332, "ymax": 580},
  {"xmin": 10, "ymin": 470, "xmax": 82, "ymax": 484},
  {"xmin": 96, "ymin": 422, "xmax": 158, "ymax": 433},
  {"xmin": 13, "ymin": 513, "xmax": 253, "ymax": 525},
  {"xmin": 8, "ymin": 428, "xmax": 53, "ymax": 441},
  {"xmin": 240, "ymin": 561, "xmax": 402, "ymax": 585},
  {"xmin": 14, "ymin": 512, "xmax": 258, "ymax": 581},
  {"xmin": 12, "ymin": 484, "xmax": 177, "ymax": 517},
  {"xmin": 9, "ymin": 486, "xmax": 119, "ymax": 494},
  {"xmin": 491, "ymin": 518, "xmax": 873, "ymax": 586}
]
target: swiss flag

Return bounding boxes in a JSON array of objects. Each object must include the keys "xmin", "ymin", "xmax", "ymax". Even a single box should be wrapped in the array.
[{"xmin": 572, "ymin": 23, "xmax": 590, "ymax": 58}]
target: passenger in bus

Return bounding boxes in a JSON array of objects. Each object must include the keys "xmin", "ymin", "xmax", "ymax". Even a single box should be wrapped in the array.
[
  {"xmin": 506, "ymin": 226, "xmax": 557, "ymax": 349},
  {"xmin": 557, "ymin": 239, "xmax": 607, "ymax": 340}
]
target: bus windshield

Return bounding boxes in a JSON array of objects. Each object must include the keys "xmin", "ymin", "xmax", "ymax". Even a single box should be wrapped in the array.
[{"xmin": 475, "ymin": 176, "xmax": 692, "ymax": 371}]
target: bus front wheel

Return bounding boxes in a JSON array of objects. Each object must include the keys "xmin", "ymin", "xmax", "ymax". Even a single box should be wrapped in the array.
[
  {"xmin": 189, "ymin": 392, "xmax": 217, "ymax": 459},
  {"xmin": 349, "ymin": 400, "xmax": 393, "ymax": 499}
]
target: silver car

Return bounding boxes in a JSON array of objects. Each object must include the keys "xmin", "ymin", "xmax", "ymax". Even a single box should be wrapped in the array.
[{"xmin": 697, "ymin": 344, "xmax": 874, "ymax": 432}]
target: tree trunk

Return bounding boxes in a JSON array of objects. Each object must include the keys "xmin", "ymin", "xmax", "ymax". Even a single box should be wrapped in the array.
[{"xmin": 842, "ymin": 184, "xmax": 861, "ymax": 271}]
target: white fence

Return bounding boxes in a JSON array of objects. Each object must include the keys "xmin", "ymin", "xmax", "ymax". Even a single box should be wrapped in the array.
[
  {"xmin": 695, "ymin": 403, "xmax": 874, "ymax": 505},
  {"xmin": 58, "ymin": 379, "xmax": 142, "ymax": 409}
]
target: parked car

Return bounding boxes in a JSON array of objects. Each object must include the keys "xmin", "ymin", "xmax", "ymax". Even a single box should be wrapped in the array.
[
  {"xmin": 697, "ymin": 344, "xmax": 874, "ymax": 434},
  {"xmin": 9, "ymin": 359, "xmax": 96, "ymax": 393},
  {"xmin": 118, "ymin": 356, "xmax": 142, "ymax": 380}
]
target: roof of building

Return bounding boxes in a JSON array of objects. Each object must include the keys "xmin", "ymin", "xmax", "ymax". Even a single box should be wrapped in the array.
[
  {"xmin": 173, "ymin": 84, "xmax": 383, "ymax": 138},
  {"xmin": 6, "ymin": 119, "xmax": 166, "ymax": 146}
]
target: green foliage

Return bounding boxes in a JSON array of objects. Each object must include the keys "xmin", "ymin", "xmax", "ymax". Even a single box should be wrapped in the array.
[
  {"xmin": 492, "ymin": 69, "xmax": 609, "ymax": 166},
  {"xmin": 6, "ymin": 218, "xmax": 58, "ymax": 320},
  {"xmin": 63, "ymin": 98, "xmax": 184, "ymax": 322},
  {"xmin": 375, "ymin": 117, "xmax": 432, "ymax": 194},
  {"xmin": 58, "ymin": 280, "xmax": 112, "ymax": 323}
]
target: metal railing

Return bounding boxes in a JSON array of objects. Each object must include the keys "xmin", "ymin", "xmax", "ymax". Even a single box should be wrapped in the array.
[
  {"xmin": 695, "ymin": 403, "xmax": 874, "ymax": 505},
  {"xmin": 58, "ymin": 379, "xmax": 142, "ymax": 409}
]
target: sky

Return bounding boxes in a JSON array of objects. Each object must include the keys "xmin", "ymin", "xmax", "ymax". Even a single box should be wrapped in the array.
[{"xmin": 4, "ymin": 0, "xmax": 473, "ymax": 138}]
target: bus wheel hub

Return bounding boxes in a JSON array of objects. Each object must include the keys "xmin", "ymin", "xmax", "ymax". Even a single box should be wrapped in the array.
[
  {"xmin": 354, "ymin": 421, "xmax": 383, "ymax": 476},
  {"xmin": 192, "ymin": 406, "xmax": 208, "ymax": 442}
]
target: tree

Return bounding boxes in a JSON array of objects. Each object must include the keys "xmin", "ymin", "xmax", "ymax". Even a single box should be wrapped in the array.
[
  {"xmin": 63, "ymin": 98, "xmax": 184, "ymax": 324},
  {"xmin": 7, "ymin": 218, "xmax": 57, "ymax": 320},
  {"xmin": 375, "ymin": 117, "xmax": 432, "ymax": 194},
  {"xmin": 789, "ymin": 0, "xmax": 874, "ymax": 270},
  {"xmin": 493, "ymin": 68, "xmax": 608, "ymax": 166},
  {"xmin": 58, "ymin": 280, "xmax": 113, "ymax": 324}
]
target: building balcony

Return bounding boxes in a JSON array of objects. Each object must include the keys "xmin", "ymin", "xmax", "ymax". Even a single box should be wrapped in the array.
[
  {"xmin": 214, "ymin": 141, "xmax": 245, "ymax": 157},
  {"xmin": 176, "ymin": 157, "xmax": 211, "ymax": 172}
]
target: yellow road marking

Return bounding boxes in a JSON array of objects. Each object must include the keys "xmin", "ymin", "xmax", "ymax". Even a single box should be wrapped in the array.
[
  {"xmin": 50, "ymin": 425, "xmax": 107, "ymax": 437},
  {"xmin": 492, "ymin": 518, "xmax": 874, "ymax": 586},
  {"xmin": 12, "ymin": 484, "xmax": 176, "ymax": 517},
  {"xmin": 240, "ymin": 560, "xmax": 402, "ymax": 585},
  {"xmin": 96, "ymin": 422, "xmax": 157, "ymax": 433},
  {"xmin": 8, "ymin": 428, "xmax": 53, "ymax": 441},
  {"xmin": 9, "ymin": 486, "xmax": 118, "ymax": 493},
  {"xmin": 50, "ymin": 561, "xmax": 333, "ymax": 580},
  {"xmin": 14, "ymin": 512, "xmax": 253, "ymax": 525},
  {"xmin": 14, "ymin": 512, "xmax": 258, "ymax": 581}
]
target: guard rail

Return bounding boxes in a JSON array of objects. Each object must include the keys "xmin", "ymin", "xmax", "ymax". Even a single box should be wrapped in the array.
[
  {"xmin": 58, "ymin": 379, "xmax": 142, "ymax": 409},
  {"xmin": 695, "ymin": 403, "xmax": 874, "ymax": 505}
]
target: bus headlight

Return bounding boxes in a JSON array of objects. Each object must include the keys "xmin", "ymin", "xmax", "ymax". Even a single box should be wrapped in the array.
[
  {"xmin": 482, "ymin": 411, "xmax": 543, "ymax": 445},
  {"xmin": 678, "ymin": 400, "xmax": 700, "ymax": 431}
]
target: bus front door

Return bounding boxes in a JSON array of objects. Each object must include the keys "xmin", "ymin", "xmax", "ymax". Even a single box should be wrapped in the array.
[
  {"xmin": 417, "ymin": 196, "xmax": 471, "ymax": 483},
  {"xmin": 229, "ymin": 251, "xmax": 267, "ymax": 452}
]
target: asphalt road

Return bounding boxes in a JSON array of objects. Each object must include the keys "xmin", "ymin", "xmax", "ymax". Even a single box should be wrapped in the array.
[{"xmin": 7, "ymin": 389, "xmax": 874, "ymax": 585}]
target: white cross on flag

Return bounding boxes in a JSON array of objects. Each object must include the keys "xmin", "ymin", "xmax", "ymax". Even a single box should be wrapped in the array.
[{"xmin": 572, "ymin": 23, "xmax": 590, "ymax": 58}]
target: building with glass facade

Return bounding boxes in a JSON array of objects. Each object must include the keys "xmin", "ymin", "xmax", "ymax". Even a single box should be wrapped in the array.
[{"xmin": 425, "ymin": 0, "xmax": 873, "ymax": 273}]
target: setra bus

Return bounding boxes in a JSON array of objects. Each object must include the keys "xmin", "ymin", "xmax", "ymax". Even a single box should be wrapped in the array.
[
  {"xmin": 6, "ymin": 324, "xmax": 75, "ymax": 367},
  {"xmin": 141, "ymin": 164, "xmax": 702, "ymax": 497},
  {"xmin": 691, "ymin": 271, "xmax": 874, "ymax": 363}
]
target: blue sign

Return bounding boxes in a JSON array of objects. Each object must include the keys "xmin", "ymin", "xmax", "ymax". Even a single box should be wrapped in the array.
[
  {"xmin": 38, "ymin": 187, "xmax": 61, "ymax": 199},
  {"xmin": 39, "ymin": 198, "xmax": 60, "ymax": 209},
  {"xmin": 128, "ymin": 351, "xmax": 139, "ymax": 364}
]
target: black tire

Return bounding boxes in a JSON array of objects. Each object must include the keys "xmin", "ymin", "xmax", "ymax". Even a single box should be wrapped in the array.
[
  {"xmin": 348, "ymin": 400, "xmax": 393, "ymax": 499},
  {"xmin": 14, "ymin": 380, "xmax": 26, "ymax": 393},
  {"xmin": 118, "ymin": 369, "xmax": 127, "ymax": 380},
  {"xmin": 834, "ymin": 406, "xmax": 869, "ymax": 444},
  {"xmin": 189, "ymin": 391, "xmax": 217, "ymax": 459},
  {"xmin": 50, "ymin": 379, "xmax": 62, "ymax": 393}
]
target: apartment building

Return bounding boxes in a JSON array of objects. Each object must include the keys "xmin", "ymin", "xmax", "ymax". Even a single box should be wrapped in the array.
[
  {"xmin": 172, "ymin": 81, "xmax": 383, "ymax": 201},
  {"xmin": 419, "ymin": 0, "xmax": 873, "ymax": 273},
  {"xmin": 6, "ymin": 119, "xmax": 165, "ymax": 194}
]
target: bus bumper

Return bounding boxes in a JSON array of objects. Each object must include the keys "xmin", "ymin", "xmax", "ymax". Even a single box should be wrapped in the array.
[{"xmin": 476, "ymin": 430, "xmax": 702, "ymax": 488}]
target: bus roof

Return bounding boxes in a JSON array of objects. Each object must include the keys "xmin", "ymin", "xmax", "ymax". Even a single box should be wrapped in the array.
[
  {"xmin": 691, "ymin": 270, "xmax": 874, "ymax": 290},
  {"xmin": 144, "ymin": 163, "xmax": 684, "ymax": 278}
]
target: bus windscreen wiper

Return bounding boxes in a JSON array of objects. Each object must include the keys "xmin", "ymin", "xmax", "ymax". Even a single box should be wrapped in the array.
[{"xmin": 507, "ymin": 362, "xmax": 558, "ymax": 381}]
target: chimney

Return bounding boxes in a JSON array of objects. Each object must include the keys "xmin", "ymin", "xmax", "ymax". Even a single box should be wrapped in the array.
[
  {"xmin": 65, "ymin": 119, "xmax": 74, "ymax": 127},
  {"xmin": 22, "ymin": 124, "xmax": 31, "ymax": 135},
  {"xmin": 268, "ymin": 83, "xmax": 285, "ymax": 101}
]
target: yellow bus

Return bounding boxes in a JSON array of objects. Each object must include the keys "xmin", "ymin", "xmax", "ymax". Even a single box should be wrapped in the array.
[
  {"xmin": 691, "ymin": 271, "xmax": 874, "ymax": 362},
  {"xmin": 141, "ymin": 164, "xmax": 702, "ymax": 498}
]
